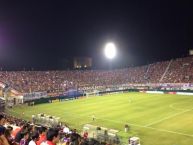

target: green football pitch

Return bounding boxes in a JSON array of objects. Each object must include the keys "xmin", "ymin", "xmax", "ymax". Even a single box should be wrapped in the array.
[{"xmin": 7, "ymin": 92, "xmax": 193, "ymax": 145}]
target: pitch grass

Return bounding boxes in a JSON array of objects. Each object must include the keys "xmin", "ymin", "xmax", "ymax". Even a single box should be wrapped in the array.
[{"xmin": 7, "ymin": 92, "xmax": 193, "ymax": 145}]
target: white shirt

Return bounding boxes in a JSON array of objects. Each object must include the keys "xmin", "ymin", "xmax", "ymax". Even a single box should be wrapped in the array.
[
  {"xmin": 63, "ymin": 126, "xmax": 70, "ymax": 134},
  {"xmin": 40, "ymin": 142, "xmax": 47, "ymax": 145},
  {"xmin": 29, "ymin": 140, "xmax": 36, "ymax": 145}
]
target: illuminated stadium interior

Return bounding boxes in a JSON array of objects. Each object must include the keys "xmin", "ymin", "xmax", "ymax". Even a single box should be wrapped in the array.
[{"xmin": 0, "ymin": 1, "xmax": 193, "ymax": 145}]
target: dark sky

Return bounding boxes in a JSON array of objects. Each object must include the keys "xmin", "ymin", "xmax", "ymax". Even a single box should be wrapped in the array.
[{"xmin": 0, "ymin": 0, "xmax": 192, "ymax": 70}]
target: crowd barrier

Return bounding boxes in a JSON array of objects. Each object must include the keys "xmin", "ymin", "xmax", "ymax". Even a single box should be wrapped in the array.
[{"xmin": 24, "ymin": 88, "xmax": 193, "ymax": 105}]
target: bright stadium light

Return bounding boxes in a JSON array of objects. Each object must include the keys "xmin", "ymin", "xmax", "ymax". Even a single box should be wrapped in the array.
[{"xmin": 104, "ymin": 42, "xmax": 116, "ymax": 59}]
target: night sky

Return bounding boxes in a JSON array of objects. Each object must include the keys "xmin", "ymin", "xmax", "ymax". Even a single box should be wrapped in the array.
[{"xmin": 0, "ymin": 1, "xmax": 192, "ymax": 70}]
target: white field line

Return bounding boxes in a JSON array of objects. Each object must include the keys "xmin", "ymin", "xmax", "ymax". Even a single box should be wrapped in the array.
[
  {"xmin": 144, "ymin": 108, "xmax": 193, "ymax": 127},
  {"xmin": 8, "ymin": 108, "xmax": 193, "ymax": 138},
  {"xmin": 54, "ymin": 110, "xmax": 193, "ymax": 138},
  {"xmin": 96, "ymin": 117, "xmax": 193, "ymax": 138},
  {"xmin": 147, "ymin": 126, "xmax": 193, "ymax": 138},
  {"xmin": 58, "ymin": 111, "xmax": 193, "ymax": 138},
  {"xmin": 169, "ymin": 103, "xmax": 185, "ymax": 111},
  {"xmin": 169, "ymin": 102, "xmax": 190, "ymax": 111},
  {"xmin": 145, "ymin": 102, "xmax": 193, "ymax": 127}
]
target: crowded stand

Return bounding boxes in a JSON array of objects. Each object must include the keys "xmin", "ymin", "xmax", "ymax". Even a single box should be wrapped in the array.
[
  {"xmin": 0, "ymin": 56, "xmax": 193, "ymax": 145},
  {"xmin": 161, "ymin": 56, "xmax": 193, "ymax": 83},
  {"xmin": 145, "ymin": 61, "xmax": 170, "ymax": 83},
  {"xmin": 0, "ymin": 113, "xmax": 110, "ymax": 145},
  {"xmin": 0, "ymin": 56, "xmax": 192, "ymax": 95}
]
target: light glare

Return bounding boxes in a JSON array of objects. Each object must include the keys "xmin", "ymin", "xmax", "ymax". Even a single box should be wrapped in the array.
[{"xmin": 104, "ymin": 43, "xmax": 116, "ymax": 59}]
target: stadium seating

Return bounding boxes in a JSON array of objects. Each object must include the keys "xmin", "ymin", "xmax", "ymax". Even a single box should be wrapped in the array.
[
  {"xmin": 0, "ymin": 112, "xmax": 113, "ymax": 145},
  {"xmin": 0, "ymin": 56, "xmax": 192, "ymax": 95},
  {"xmin": 0, "ymin": 56, "xmax": 192, "ymax": 145}
]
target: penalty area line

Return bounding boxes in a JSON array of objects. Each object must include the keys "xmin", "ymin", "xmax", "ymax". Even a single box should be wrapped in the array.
[
  {"xmin": 144, "ymin": 108, "xmax": 193, "ymax": 127},
  {"xmin": 96, "ymin": 117, "xmax": 193, "ymax": 138},
  {"xmin": 8, "ymin": 108, "xmax": 193, "ymax": 138}
]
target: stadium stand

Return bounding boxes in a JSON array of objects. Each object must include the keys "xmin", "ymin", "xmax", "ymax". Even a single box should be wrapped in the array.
[
  {"xmin": 161, "ymin": 56, "xmax": 193, "ymax": 83},
  {"xmin": 0, "ymin": 56, "xmax": 192, "ymax": 145},
  {"xmin": 0, "ymin": 56, "xmax": 192, "ymax": 95},
  {"xmin": 0, "ymin": 112, "xmax": 112, "ymax": 145}
]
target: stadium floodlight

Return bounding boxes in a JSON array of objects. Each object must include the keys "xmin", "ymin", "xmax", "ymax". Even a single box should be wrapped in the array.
[{"xmin": 104, "ymin": 42, "xmax": 116, "ymax": 59}]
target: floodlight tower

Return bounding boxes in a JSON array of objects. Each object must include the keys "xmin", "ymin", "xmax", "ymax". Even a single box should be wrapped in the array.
[{"xmin": 104, "ymin": 42, "xmax": 117, "ymax": 69}]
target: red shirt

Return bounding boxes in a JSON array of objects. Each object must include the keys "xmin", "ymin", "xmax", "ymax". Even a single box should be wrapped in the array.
[
  {"xmin": 12, "ymin": 127, "xmax": 21, "ymax": 138},
  {"xmin": 83, "ymin": 132, "xmax": 88, "ymax": 139},
  {"xmin": 36, "ymin": 134, "xmax": 46, "ymax": 145}
]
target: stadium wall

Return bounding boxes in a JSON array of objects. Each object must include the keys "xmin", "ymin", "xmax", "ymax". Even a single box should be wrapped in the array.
[
  {"xmin": 88, "ymin": 89, "xmax": 193, "ymax": 96},
  {"xmin": 143, "ymin": 90, "xmax": 193, "ymax": 95},
  {"xmin": 88, "ymin": 88, "xmax": 193, "ymax": 96},
  {"xmin": 24, "ymin": 95, "xmax": 79, "ymax": 105},
  {"xmin": 21, "ymin": 88, "xmax": 193, "ymax": 106}
]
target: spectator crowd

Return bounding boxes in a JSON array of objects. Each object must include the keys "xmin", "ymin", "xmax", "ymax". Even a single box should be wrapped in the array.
[
  {"xmin": 0, "ymin": 113, "xmax": 110, "ymax": 145},
  {"xmin": 0, "ymin": 56, "xmax": 192, "ymax": 94},
  {"xmin": 0, "ymin": 56, "xmax": 192, "ymax": 145}
]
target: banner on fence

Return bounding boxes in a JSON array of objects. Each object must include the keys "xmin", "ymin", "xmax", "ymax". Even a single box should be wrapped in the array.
[{"xmin": 23, "ymin": 91, "xmax": 48, "ymax": 101}]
